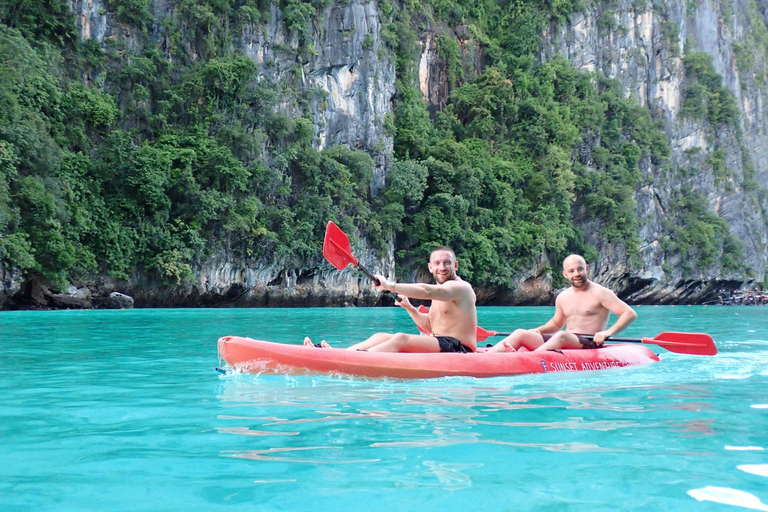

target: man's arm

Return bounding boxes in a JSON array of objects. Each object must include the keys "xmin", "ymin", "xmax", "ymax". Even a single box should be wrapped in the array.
[
  {"xmin": 593, "ymin": 290, "xmax": 637, "ymax": 344},
  {"xmin": 534, "ymin": 295, "xmax": 566, "ymax": 333},
  {"xmin": 396, "ymin": 296, "xmax": 432, "ymax": 333},
  {"xmin": 373, "ymin": 275, "xmax": 469, "ymax": 301}
]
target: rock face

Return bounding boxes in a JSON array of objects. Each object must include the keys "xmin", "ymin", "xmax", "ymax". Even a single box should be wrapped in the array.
[
  {"xmin": 538, "ymin": 0, "xmax": 768, "ymax": 302},
  {"xmin": 121, "ymin": 240, "xmax": 396, "ymax": 307},
  {"xmin": 240, "ymin": 0, "xmax": 395, "ymax": 189},
  {"xmin": 67, "ymin": 0, "xmax": 396, "ymax": 188},
  {"xmin": 0, "ymin": 267, "xmax": 23, "ymax": 306},
  {"xmin": 103, "ymin": 292, "xmax": 134, "ymax": 309},
  {"xmin": 415, "ymin": 0, "xmax": 768, "ymax": 303},
  {"xmin": 14, "ymin": 0, "xmax": 762, "ymax": 309}
]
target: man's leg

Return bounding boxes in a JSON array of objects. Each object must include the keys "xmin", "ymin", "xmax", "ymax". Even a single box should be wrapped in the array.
[
  {"xmin": 347, "ymin": 332, "xmax": 394, "ymax": 351},
  {"xmin": 534, "ymin": 331, "xmax": 581, "ymax": 351},
  {"xmin": 488, "ymin": 329, "xmax": 545, "ymax": 352},
  {"xmin": 367, "ymin": 333, "xmax": 441, "ymax": 353}
]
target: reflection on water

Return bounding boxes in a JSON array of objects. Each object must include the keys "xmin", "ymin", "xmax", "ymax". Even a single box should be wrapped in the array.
[
  {"xmin": 373, "ymin": 438, "xmax": 614, "ymax": 453},
  {"xmin": 401, "ymin": 461, "xmax": 482, "ymax": 490},
  {"xmin": 739, "ymin": 465, "xmax": 768, "ymax": 477},
  {"xmin": 224, "ymin": 446, "xmax": 381, "ymax": 464},
  {"xmin": 214, "ymin": 374, "xmax": 732, "ymax": 474},
  {"xmin": 216, "ymin": 426, "xmax": 300, "ymax": 436},
  {"xmin": 689, "ymin": 486, "xmax": 768, "ymax": 511}
]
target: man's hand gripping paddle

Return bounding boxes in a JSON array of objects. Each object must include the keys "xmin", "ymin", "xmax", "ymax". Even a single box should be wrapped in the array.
[{"xmin": 323, "ymin": 221, "xmax": 399, "ymax": 301}]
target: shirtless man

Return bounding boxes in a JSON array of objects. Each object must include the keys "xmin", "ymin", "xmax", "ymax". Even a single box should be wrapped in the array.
[
  {"xmin": 488, "ymin": 254, "xmax": 637, "ymax": 352},
  {"xmin": 305, "ymin": 247, "xmax": 477, "ymax": 353}
]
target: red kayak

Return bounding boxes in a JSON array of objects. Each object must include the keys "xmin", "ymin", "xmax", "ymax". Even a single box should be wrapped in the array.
[{"xmin": 217, "ymin": 336, "xmax": 661, "ymax": 379}]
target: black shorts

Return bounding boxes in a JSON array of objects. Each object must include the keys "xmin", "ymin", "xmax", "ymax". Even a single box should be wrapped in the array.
[
  {"xmin": 577, "ymin": 336, "xmax": 598, "ymax": 350},
  {"xmin": 436, "ymin": 336, "xmax": 473, "ymax": 353}
]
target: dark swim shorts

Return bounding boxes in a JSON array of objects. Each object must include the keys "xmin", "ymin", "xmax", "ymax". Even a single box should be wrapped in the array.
[
  {"xmin": 436, "ymin": 336, "xmax": 473, "ymax": 353},
  {"xmin": 577, "ymin": 336, "xmax": 598, "ymax": 350}
]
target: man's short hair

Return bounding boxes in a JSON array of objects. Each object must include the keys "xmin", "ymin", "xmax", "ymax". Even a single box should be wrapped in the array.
[{"xmin": 430, "ymin": 246, "xmax": 456, "ymax": 260}]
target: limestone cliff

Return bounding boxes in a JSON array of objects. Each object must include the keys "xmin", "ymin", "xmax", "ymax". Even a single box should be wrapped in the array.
[
  {"xmin": 416, "ymin": 0, "xmax": 768, "ymax": 304},
  {"xmin": 551, "ymin": 0, "xmax": 768, "ymax": 302},
  {"xmin": 16, "ymin": 0, "xmax": 766, "ymax": 308},
  {"xmin": 239, "ymin": 0, "xmax": 395, "ymax": 189}
]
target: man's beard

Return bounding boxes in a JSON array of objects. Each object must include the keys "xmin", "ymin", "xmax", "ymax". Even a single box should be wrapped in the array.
[
  {"xmin": 434, "ymin": 269, "xmax": 455, "ymax": 284},
  {"xmin": 569, "ymin": 276, "xmax": 586, "ymax": 288}
]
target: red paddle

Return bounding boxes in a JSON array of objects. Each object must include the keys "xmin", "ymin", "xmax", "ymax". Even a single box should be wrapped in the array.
[
  {"xmin": 323, "ymin": 221, "xmax": 398, "ymax": 300},
  {"xmin": 415, "ymin": 306, "xmax": 717, "ymax": 355}
]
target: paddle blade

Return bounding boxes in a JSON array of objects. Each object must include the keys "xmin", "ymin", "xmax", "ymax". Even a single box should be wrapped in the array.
[
  {"xmin": 323, "ymin": 221, "xmax": 358, "ymax": 270},
  {"xmin": 415, "ymin": 305, "xmax": 431, "ymax": 335},
  {"xmin": 645, "ymin": 332, "xmax": 717, "ymax": 355},
  {"xmin": 476, "ymin": 326, "xmax": 498, "ymax": 343}
]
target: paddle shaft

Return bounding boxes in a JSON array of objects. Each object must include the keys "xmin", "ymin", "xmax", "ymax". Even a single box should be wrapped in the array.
[
  {"xmin": 482, "ymin": 331, "xmax": 638, "ymax": 343},
  {"xmin": 481, "ymin": 330, "xmax": 716, "ymax": 354},
  {"xmin": 351, "ymin": 261, "xmax": 399, "ymax": 301},
  {"xmin": 349, "ymin": 261, "xmax": 396, "ymax": 300},
  {"xmin": 354, "ymin": 261, "xmax": 378, "ymax": 284}
]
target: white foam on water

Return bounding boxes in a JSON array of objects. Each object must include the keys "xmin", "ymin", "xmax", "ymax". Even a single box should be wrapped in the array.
[
  {"xmin": 739, "ymin": 465, "xmax": 768, "ymax": 478},
  {"xmin": 752, "ymin": 404, "xmax": 768, "ymax": 409},
  {"xmin": 688, "ymin": 486, "xmax": 768, "ymax": 511},
  {"xmin": 725, "ymin": 446, "xmax": 765, "ymax": 451}
]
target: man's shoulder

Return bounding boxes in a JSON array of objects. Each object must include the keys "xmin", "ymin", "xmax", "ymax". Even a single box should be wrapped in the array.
[
  {"xmin": 443, "ymin": 278, "xmax": 476, "ymax": 300},
  {"xmin": 583, "ymin": 281, "xmax": 626, "ymax": 307},
  {"xmin": 588, "ymin": 281, "xmax": 618, "ymax": 297},
  {"xmin": 444, "ymin": 277, "xmax": 473, "ymax": 289}
]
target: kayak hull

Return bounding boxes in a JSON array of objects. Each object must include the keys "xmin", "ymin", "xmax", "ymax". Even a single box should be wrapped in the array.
[{"xmin": 217, "ymin": 336, "xmax": 661, "ymax": 379}]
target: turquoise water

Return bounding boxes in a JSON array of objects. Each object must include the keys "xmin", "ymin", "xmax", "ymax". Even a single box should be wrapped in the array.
[{"xmin": 1, "ymin": 305, "xmax": 767, "ymax": 511}]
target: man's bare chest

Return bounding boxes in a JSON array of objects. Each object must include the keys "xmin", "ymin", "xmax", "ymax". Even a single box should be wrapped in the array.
[{"xmin": 561, "ymin": 298, "xmax": 606, "ymax": 319}]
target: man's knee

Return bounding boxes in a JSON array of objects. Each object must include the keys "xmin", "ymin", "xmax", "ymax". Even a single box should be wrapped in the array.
[
  {"xmin": 537, "ymin": 332, "xmax": 566, "ymax": 350},
  {"xmin": 549, "ymin": 332, "xmax": 567, "ymax": 343},
  {"xmin": 501, "ymin": 329, "xmax": 526, "ymax": 344},
  {"xmin": 389, "ymin": 333, "xmax": 410, "ymax": 349},
  {"xmin": 547, "ymin": 332, "xmax": 578, "ymax": 349},
  {"xmin": 507, "ymin": 328, "xmax": 537, "ymax": 343},
  {"xmin": 511, "ymin": 328, "xmax": 530, "ymax": 338}
]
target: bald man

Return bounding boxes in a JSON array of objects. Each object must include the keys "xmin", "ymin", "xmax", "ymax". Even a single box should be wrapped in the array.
[{"xmin": 489, "ymin": 254, "xmax": 637, "ymax": 352}]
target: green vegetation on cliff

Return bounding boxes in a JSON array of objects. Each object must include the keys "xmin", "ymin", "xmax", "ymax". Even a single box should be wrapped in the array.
[
  {"xmin": 0, "ymin": 0, "xmax": 744, "ymax": 296},
  {"xmin": 374, "ymin": 0, "xmax": 670, "ymax": 283}
]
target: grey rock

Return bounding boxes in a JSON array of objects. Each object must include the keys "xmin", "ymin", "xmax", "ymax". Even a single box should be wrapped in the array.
[
  {"xmin": 241, "ymin": 0, "xmax": 395, "ymax": 190},
  {"xmin": 48, "ymin": 292, "xmax": 92, "ymax": 309},
  {"xmin": 0, "ymin": 267, "xmax": 23, "ymax": 305},
  {"xmin": 106, "ymin": 292, "xmax": 134, "ymax": 309}
]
